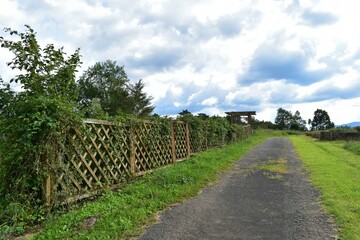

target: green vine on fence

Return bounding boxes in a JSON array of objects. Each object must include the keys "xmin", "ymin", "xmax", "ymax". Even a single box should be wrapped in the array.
[{"xmin": 178, "ymin": 113, "xmax": 248, "ymax": 149}]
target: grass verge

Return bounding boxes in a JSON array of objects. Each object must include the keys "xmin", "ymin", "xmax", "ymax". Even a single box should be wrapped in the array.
[
  {"xmin": 32, "ymin": 130, "xmax": 271, "ymax": 240},
  {"xmin": 290, "ymin": 135, "xmax": 360, "ymax": 240}
]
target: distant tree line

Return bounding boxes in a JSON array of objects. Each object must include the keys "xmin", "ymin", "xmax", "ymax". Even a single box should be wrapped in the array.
[{"xmin": 274, "ymin": 108, "xmax": 335, "ymax": 131}]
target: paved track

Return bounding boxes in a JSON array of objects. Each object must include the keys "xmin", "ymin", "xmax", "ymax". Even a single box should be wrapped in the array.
[{"xmin": 138, "ymin": 138, "xmax": 338, "ymax": 240}]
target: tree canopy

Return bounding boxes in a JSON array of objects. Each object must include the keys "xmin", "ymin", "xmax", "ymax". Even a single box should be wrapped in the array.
[
  {"xmin": 274, "ymin": 108, "xmax": 293, "ymax": 129},
  {"xmin": 178, "ymin": 109, "xmax": 192, "ymax": 116},
  {"xmin": 274, "ymin": 108, "xmax": 307, "ymax": 131},
  {"xmin": 291, "ymin": 110, "xmax": 307, "ymax": 131},
  {"xmin": 309, "ymin": 109, "xmax": 334, "ymax": 130},
  {"xmin": 0, "ymin": 25, "xmax": 81, "ymax": 99},
  {"xmin": 77, "ymin": 60, "xmax": 154, "ymax": 117},
  {"xmin": 128, "ymin": 79, "xmax": 154, "ymax": 117}
]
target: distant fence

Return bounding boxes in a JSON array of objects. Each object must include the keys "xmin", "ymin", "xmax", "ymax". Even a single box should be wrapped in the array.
[
  {"xmin": 306, "ymin": 131, "xmax": 360, "ymax": 141},
  {"xmin": 44, "ymin": 119, "xmax": 251, "ymax": 205},
  {"xmin": 320, "ymin": 132, "xmax": 360, "ymax": 141}
]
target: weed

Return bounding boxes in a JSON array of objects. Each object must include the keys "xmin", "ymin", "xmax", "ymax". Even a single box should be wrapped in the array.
[{"xmin": 260, "ymin": 158, "xmax": 288, "ymax": 180}]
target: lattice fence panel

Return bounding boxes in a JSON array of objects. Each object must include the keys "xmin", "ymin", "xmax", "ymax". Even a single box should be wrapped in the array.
[
  {"xmin": 47, "ymin": 119, "xmax": 246, "ymax": 204},
  {"xmin": 133, "ymin": 121, "xmax": 173, "ymax": 172},
  {"xmin": 174, "ymin": 122, "xmax": 188, "ymax": 159},
  {"xmin": 52, "ymin": 120, "xmax": 131, "ymax": 201}
]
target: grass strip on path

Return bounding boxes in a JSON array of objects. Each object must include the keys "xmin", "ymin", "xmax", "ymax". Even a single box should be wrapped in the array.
[
  {"xmin": 290, "ymin": 135, "xmax": 360, "ymax": 240},
  {"xmin": 34, "ymin": 130, "xmax": 273, "ymax": 240}
]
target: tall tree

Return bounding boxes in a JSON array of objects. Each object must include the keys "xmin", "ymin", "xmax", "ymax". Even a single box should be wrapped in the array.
[
  {"xmin": 310, "ymin": 109, "xmax": 334, "ymax": 130},
  {"xmin": 274, "ymin": 108, "xmax": 293, "ymax": 129},
  {"xmin": 275, "ymin": 108, "xmax": 307, "ymax": 131},
  {"xmin": 78, "ymin": 60, "xmax": 131, "ymax": 116},
  {"xmin": 128, "ymin": 79, "xmax": 154, "ymax": 116},
  {"xmin": 291, "ymin": 110, "xmax": 307, "ymax": 131},
  {"xmin": 77, "ymin": 61, "xmax": 154, "ymax": 117}
]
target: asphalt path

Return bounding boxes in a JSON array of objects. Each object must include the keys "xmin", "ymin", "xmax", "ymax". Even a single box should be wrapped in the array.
[{"xmin": 137, "ymin": 138, "xmax": 338, "ymax": 240}]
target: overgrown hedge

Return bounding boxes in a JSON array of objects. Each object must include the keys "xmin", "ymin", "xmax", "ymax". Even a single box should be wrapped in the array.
[
  {"xmin": 178, "ymin": 114, "xmax": 249, "ymax": 151},
  {"xmin": 0, "ymin": 25, "xmax": 82, "ymax": 238}
]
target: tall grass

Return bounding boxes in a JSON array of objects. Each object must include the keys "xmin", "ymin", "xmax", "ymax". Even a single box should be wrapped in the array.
[{"xmin": 343, "ymin": 141, "xmax": 360, "ymax": 156}]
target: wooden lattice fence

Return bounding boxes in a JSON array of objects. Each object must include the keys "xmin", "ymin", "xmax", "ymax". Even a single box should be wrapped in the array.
[
  {"xmin": 45, "ymin": 119, "xmax": 251, "ymax": 205},
  {"xmin": 49, "ymin": 120, "xmax": 132, "ymax": 202}
]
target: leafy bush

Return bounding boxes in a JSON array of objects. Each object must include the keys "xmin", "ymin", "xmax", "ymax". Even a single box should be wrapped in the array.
[
  {"xmin": 0, "ymin": 25, "xmax": 82, "ymax": 236},
  {"xmin": 178, "ymin": 114, "xmax": 248, "ymax": 149}
]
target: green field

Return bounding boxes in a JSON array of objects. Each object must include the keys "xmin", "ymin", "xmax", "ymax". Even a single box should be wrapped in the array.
[{"xmin": 290, "ymin": 135, "xmax": 360, "ymax": 240}]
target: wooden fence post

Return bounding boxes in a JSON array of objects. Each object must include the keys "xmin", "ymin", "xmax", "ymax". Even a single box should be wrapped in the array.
[
  {"xmin": 185, "ymin": 123, "xmax": 191, "ymax": 159},
  {"xmin": 44, "ymin": 168, "xmax": 52, "ymax": 206},
  {"xmin": 170, "ymin": 122, "xmax": 176, "ymax": 164},
  {"xmin": 43, "ymin": 145, "xmax": 56, "ymax": 206},
  {"xmin": 129, "ymin": 125, "xmax": 136, "ymax": 173}
]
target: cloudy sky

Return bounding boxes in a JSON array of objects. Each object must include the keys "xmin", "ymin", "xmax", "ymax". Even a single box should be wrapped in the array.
[{"xmin": 1, "ymin": 0, "xmax": 360, "ymax": 124}]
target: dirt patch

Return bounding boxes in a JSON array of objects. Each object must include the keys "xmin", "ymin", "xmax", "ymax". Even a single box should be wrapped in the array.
[
  {"xmin": 81, "ymin": 215, "xmax": 100, "ymax": 231},
  {"xmin": 137, "ymin": 138, "xmax": 338, "ymax": 240}
]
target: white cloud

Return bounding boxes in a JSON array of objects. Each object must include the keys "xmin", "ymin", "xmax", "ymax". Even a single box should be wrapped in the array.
[
  {"xmin": 201, "ymin": 97, "xmax": 218, "ymax": 106},
  {"xmin": 1, "ymin": 0, "xmax": 360, "ymax": 124}
]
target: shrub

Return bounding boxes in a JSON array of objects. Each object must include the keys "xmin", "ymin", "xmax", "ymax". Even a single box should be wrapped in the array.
[{"xmin": 0, "ymin": 25, "xmax": 82, "ymax": 236}]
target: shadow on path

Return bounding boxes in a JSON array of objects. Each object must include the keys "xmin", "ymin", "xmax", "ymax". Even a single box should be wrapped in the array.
[{"xmin": 137, "ymin": 138, "xmax": 338, "ymax": 240}]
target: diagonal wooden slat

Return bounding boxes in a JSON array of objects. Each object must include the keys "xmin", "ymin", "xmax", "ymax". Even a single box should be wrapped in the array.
[
  {"xmin": 88, "ymin": 123, "xmax": 118, "ymax": 181},
  {"xmin": 58, "ymin": 140, "xmax": 93, "ymax": 189},
  {"xmin": 76, "ymin": 127, "xmax": 110, "ymax": 183},
  {"xmin": 101, "ymin": 125, "xmax": 131, "ymax": 176},
  {"xmin": 111, "ymin": 124, "xmax": 131, "ymax": 164},
  {"xmin": 70, "ymin": 130, "xmax": 103, "ymax": 187}
]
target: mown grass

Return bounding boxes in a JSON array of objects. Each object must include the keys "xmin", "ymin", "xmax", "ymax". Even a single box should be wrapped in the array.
[
  {"xmin": 290, "ymin": 135, "xmax": 360, "ymax": 240},
  {"xmin": 32, "ymin": 130, "xmax": 273, "ymax": 239}
]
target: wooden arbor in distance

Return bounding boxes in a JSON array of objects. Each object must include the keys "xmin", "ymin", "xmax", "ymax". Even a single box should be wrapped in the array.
[{"xmin": 225, "ymin": 111, "xmax": 256, "ymax": 129}]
